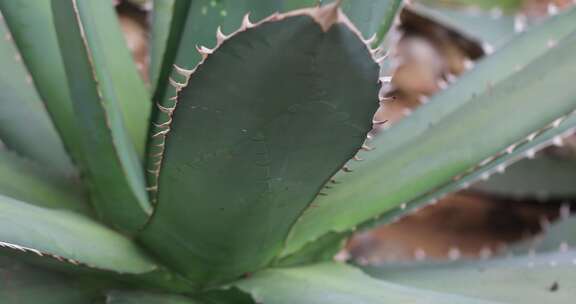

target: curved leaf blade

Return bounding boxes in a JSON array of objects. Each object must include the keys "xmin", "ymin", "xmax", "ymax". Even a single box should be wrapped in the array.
[
  {"xmin": 150, "ymin": 0, "xmax": 191, "ymax": 96},
  {"xmin": 0, "ymin": 9, "xmax": 74, "ymax": 174},
  {"xmin": 140, "ymin": 7, "xmax": 380, "ymax": 285},
  {"xmin": 0, "ymin": 0, "xmax": 84, "ymax": 165},
  {"xmin": 0, "ymin": 256, "xmax": 99, "ymax": 304},
  {"xmin": 473, "ymin": 156, "xmax": 576, "ymax": 199},
  {"xmin": 235, "ymin": 262, "xmax": 496, "ymax": 304},
  {"xmin": 364, "ymin": 249, "xmax": 576, "ymax": 304},
  {"xmin": 0, "ymin": 195, "xmax": 158, "ymax": 274},
  {"xmin": 51, "ymin": 0, "xmax": 151, "ymax": 232},
  {"xmin": 0, "ymin": 148, "xmax": 90, "ymax": 215}
]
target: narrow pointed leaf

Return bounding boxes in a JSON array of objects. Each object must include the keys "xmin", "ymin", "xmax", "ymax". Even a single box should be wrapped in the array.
[
  {"xmin": 405, "ymin": 2, "xmax": 516, "ymax": 49},
  {"xmin": 373, "ymin": 110, "xmax": 576, "ymax": 229},
  {"xmin": 150, "ymin": 0, "xmax": 191, "ymax": 95},
  {"xmin": 0, "ymin": 148, "xmax": 90, "ymax": 215},
  {"xmin": 364, "ymin": 249, "xmax": 576, "ymax": 304},
  {"xmin": 0, "ymin": 0, "xmax": 84, "ymax": 165},
  {"xmin": 59, "ymin": 0, "xmax": 150, "ymax": 156},
  {"xmin": 282, "ymin": 7, "xmax": 576, "ymax": 257},
  {"xmin": 0, "ymin": 256, "xmax": 99, "ymax": 304},
  {"xmin": 0, "ymin": 195, "xmax": 157, "ymax": 274},
  {"xmin": 140, "ymin": 7, "xmax": 380, "ymax": 286},
  {"xmin": 51, "ymin": 0, "xmax": 151, "ymax": 232},
  {"xmin": 235, "ymin": 262, "xmax": 496, "ymax": 304},
  {"xmin": 0, "ymin": 9, "xmax": 74, "ymax": 174},
  {"xmin": 473, "ymin": 156, "xmax": 576, "ymax": 199}
]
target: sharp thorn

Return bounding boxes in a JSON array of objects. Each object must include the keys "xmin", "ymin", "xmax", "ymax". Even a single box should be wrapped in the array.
[
  {"xmin": 173, "ymin": 64, "xmax": 194, "ymax": 77},
  {"xmin": 216, "ymin": 26, "xmax": 229, "ymax": 44}
]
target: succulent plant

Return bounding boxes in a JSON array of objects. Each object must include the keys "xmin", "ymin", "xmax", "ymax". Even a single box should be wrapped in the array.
[{"xmin": 0, "ymin": 0, "xmax": 575, "ymax": 303}]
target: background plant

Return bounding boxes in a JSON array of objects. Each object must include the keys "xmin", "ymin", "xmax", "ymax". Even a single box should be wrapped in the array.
[{"xmin": 0, "ymin": 0, "xmax": 575, "ymax": 303}]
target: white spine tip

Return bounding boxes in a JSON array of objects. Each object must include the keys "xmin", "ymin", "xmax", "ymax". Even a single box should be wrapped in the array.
[
  {"xmin": 437, "ymin": 80, "xmax": 448, "ymax": 90},
  {"xmin": 482, "ymin": 43, "xmax": 495, "ymax": 55},
  {"xmin": 168, "ymin": 77, "xmax": 187, "ymax": 91},
  {"xmin": 514, "ymin": 15, "xmax": 527, "ymax": 33},
  {"xmin": 216, "ymin": 26, "xmax": 229, "ymax": 44},
  {"xmin": 463, "ymin": 59, "xmax": 475, "ymax": 70},
  {"xmin": 379, "ymin": 76, "xmax": 392, "ymax": 84},
  {"xmin": 547, "ymin": 3, "xmax": 559, "ymax": 15},
  {"xmin": 552, "ymin": 136, "xmax": 564, "ymax": 146},
  {"xmin": 364, "ymin": 33, "xmax": 377, "ymax": 45},
  {"xmin": 414, "ymin": 248, "xmax": 427, "ymax": 261},
  {"xmin": 195, "ymin": 45, "xmax": 214, "ymax": 59},
  {"xmin": 173, "ymin": 64, "xmax": 194, "ymax": 77},
  {"xmin": 242, "ymin": 13, "xmax": 254, "ymax": 29},
  {"xmin": 448, "ymin": 247, "xmax": 461, "ymax": 261}
]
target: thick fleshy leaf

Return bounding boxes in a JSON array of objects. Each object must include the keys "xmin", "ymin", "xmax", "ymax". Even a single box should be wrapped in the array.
[
  {"xmin": 0, "ymin": 0, "xmax": 84, "ymax": 165},
  {"xmin": 51, "ymin": 0, "xmax": 151, "ymax": 232},
  {"xmin": 405, "ymin": 2, "xmax": 516, "ymax": 49},
  {"xmin": 147, "ymin": 0, "xmax": 401, "ymax": 180},
  {"xmin": 282, "ymin": 7, "xmax": 576, "ymax": 257},
  {"xmin": 365, "ymin": 249, "xmax": 576, "ymax": 304},
  {"xmin": 0, "ymin": 256, "xmax": 100, "ymax": 304},
  {"xmin": 140, "ymin": 6, "xmax": 380, "ymax": 286},
  {"xmin": 473, "ymin": 156, "xmax": 576, "ymax": 199},
  {"xmin": 0, "ymin": 148, "xmax": 90, "ymax": 215},
  {"xmin": 235, "ymin": 262, "xmax": 496, "ymax": 304},
  {"xmin": 61, "ymin": 0, "xmax": 150, "ymax": 156},
  {"xmin": 0, "ymin": 8, "xmax": 74, "ymax": 174},
  {"xmin": 147, "ymin": 0, "xmax": 307, "ymax": 185},
  {"xmin": 150, "ymin": 0, "xmax": 191, "ymax": 96},
  {"xmin": 0, "ymin": 195, "xmax": 157, "ymax": 274}
]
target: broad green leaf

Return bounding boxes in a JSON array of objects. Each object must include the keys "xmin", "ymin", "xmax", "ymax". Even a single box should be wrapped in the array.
[
  {"xmin": 0, "ymin": 148, "xmax": 90, "ymax": 215},
  {"xmin": 150, "ymin": 0, "xmax": 191, "ymax": 96},
  {"xmin": 0, "ymin": 9, "xmax": 74, "ymax": 174},
  {"xmin": 406, "ymin": 2, "xmax": 516, "ymax": 49},
  {"xmin": 51, "ymin": 0, "xmax": 151, "ymax": 232},
  {"xmin": 473, "ymin": 156, "xmax": 576, "ymax": 199},
  {"xmin": 140, "ymin": 6, "xmax": 380, "ymax": 286},
  {"xmin": 148, "ymin": 0, "xmax": 401, "ymax": 180},
  {"xmin": 0, "ymin": 0, "xmax": 84, "ymax": 165},
  {"xmin": 148, "ymin": 0, "xmax": 305, "ymax": 186},
  {"xmin": 282, "ymin": 7, "xmax": 576, "ymax": 257},
  {"xmin": 364, "ymin": 249, "xmax": 576, "ymax": 304},
  {"xmin": 0, "ymin": 256, "xmax": 99, "ymax": 304},
  {"xmin": 0, "ymin": 195, "xmax": 157, "ymax": 274},
  {"xmin": 235, "ymin": 262, "xmax": 496, "ymax": 303}
]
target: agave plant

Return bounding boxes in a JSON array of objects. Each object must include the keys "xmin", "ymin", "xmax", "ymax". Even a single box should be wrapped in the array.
[{"xmin": 0, "ymin": 0, "xmax": 575, "ymax": 302}]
